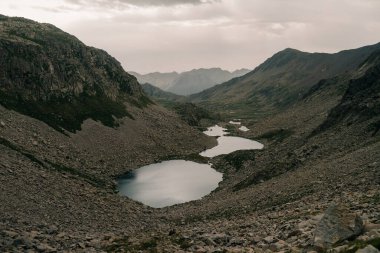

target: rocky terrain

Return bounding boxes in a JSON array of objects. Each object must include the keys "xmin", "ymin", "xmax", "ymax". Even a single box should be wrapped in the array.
[
  {"xmin": 0, "ymin": 15, "xmax": 215, "ymax": 252},
  {"xmin": 1, "ymin": 14, "xmax": 379, "ymax": 253}
]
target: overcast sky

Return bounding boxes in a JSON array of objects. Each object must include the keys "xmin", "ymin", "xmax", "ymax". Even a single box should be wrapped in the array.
[{"xmin": 1, "ymin": 0, "xmax": 380, "ymax": 73}]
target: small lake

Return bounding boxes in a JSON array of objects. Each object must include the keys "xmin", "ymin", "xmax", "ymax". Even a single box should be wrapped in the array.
[
  {"xmin": 117, "ymin": 124, "xmax": 263, "ymax": 208},
  {"xmin": 118, "ymin": 160, "xmax": 222, "ymax": 208},
  {"xmin": 200, "ymin": 124, "xmax": 263, "ymax": 157}
]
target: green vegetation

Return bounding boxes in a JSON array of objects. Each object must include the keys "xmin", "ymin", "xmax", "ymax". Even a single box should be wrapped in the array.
[
  {"xmin": 104, "ymin": 237, "xmax": 158, "ymax": 253},
  {"xmin": 372, "ymin": 193, "xmax": 380, "ymax": 204},
  {"xmin": 220, "ymin": 150, "xmax": 256, "ymax": 171},
  {"xmin": 139, "ymin": 239, "xmax": 158, "ymax": 251},
  {"xmin": 0, "ymin": 16, "xmax": 152, "ymax": 133},
  {"xmin": 0, "ymin": 91, "xmax": 133, "ymax": 133},
  {"xmin": 338, "ymin": 238, "xmax": 380, "ymax": 253},
  {"xmin": 127, "ymin": 95, "xmax": 154, "ymax": 109},
  {"xmin": 0, "ymin": 137, "xmax": 107, "ymax": 187},
  {"xmin": 171, "ymin": 236, "xmax": 193, "ymax": 250},
  {"xmin": 172, "ymin": 102, "xmax": 220, "ymax": 127},
  {"xmin": 160, "ymin": 153, "xmax": 210, "ymax": 164},
  {"xmin": 256, "ymin": 128, "xmax": 294, "ymax": 142},
  {"xmin": 367, "ymin": 120, "xmax": 380, "ymax": 136},
  {"xmin": 233, "ymin": 152, "xmax": 300, "ymax": 191}
]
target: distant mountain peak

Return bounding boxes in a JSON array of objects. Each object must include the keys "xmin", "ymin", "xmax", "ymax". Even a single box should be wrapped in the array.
[
  {"xmin": 132, "ymin": 68, "xmax": 251, "ymax": 95},
  {"xmin": 282, "ymin": 47, "xmax": 302, "ymax": 52}
]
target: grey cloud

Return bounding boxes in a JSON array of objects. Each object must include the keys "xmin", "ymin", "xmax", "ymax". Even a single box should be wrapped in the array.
[
  {"xmin": 65, "ymin": 0, "xmax": 219, "ymax": 8},
  {"xmin": 4, "ymin": 0, "xmax": 379, "ymax": 73}
]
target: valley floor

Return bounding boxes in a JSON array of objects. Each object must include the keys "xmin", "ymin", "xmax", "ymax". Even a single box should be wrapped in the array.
[{"xmin": 1, "ymin": 89, "xmax": 379, "ymax": 252}]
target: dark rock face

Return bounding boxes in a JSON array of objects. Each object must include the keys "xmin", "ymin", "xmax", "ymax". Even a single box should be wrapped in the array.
[
  {"xmin": 317, "ymin": 51, "xmax": 380, "ymax": 135},
  {"xmin": 173, "ymin": 103, "xmax": 218, "ymax": 126},
  {"xmin": 313, "ymin": 203, "xmax": 364, "ymax": 249},
  {"xmin": 0, "ymin": 16, "xmax": 148, "ymax": 132}
]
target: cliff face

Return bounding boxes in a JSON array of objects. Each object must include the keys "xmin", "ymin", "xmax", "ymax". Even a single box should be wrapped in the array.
[
  {"xmin": 0, "ymin": 16, "xmax": 147, "ymax": 132},
  {"xmin": 316, "ymin": 50, "xmax": 380, "ymax": 135}
]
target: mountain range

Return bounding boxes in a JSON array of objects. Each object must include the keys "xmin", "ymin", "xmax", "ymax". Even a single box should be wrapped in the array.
[
  {"xmin": 188, "ymin": 44, "xmax": 380, "ymax": 119},
  {"xmin": 131, "ymin": 68, "xmax": 250, "ymax": 95}
]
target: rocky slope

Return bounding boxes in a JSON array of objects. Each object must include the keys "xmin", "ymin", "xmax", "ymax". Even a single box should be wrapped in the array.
[
  {"xmin": 133, "ymin": 68, "xmax": 251, "ymax": 95},
  {"xmin": 0, "ymin": 15, "xmax": 216, "ymax": 252},
  {"xmin": 137, "ymin": 45, "xmax": 379, "ymax": 253},
  {"xmin": 0, "ymin": 16, "xmax": 151, "ymax": 133},
  {"xmin": 189, "ymin": 44, "xmax": 380, "ymax": 119}
]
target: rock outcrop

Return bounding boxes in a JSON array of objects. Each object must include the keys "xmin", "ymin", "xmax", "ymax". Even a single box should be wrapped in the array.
[
  {"xmin": 0, "ymin": 15, "xmax": 147, "ymax": 132},
  {"xmin": 313, "ymin": 203, "xmax": 364, "ymax": 249},
  {"xmin": 357, "ymin": 245, "xmax": 380, "ymax": 253}
]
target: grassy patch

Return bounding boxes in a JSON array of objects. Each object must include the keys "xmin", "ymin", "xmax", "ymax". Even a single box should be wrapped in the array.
[
  {"xmin": 173, "ymin": 103, "xmax": 220, "ymax": 127},
  {"xmin": 159, "ymin": 153, "xmax": 209, "ymax": 164},
  {"xmin": 339, "ymin": 238, "xmax": 380, "ymax": 253},
  {"xmin": 127, "ymin": 95, "xmax": 153, "ymax": 109},
  {"xmin": 256, "ymin": 128, "xmax": 294, "ymax": 142},
  {"xmin": 233, "ymin": 152, "xmax": 300, "ymax": 191},
  {"xmin": 44, "ymin": 160, "xmax": 107, "ymax": 187},
  {"xmin": 220, "ymin": 150, "xmax": 256, "ymax": 171},
  {"xmin": 372, "ymin": 193, "xmax": 380, "ymax": 204},
  {"xmin": 171, "ymin": 236, "xmax": 192, "ymax": 250},
  {"xmin": 0, "ymin": 137, "xmax": 107, "ymax": 187},
  {"xmin": 367, "ymin": 120, "xmax": 380, "ymax": 136},
  {"xmin": 104, "ymin": 237, "xmax": 158, "ymax": 253},
  {"xmin": 0, "ymin": 91, "xmax": 133, "ymax": 133}
]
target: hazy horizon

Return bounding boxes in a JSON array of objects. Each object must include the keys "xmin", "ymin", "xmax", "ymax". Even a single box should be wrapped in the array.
[{"xmin": 1, "ymin": 0, "xmax": 380, "ymax": 73}]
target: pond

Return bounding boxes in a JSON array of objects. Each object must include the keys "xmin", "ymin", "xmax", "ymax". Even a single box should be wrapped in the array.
[
  {"xmin": 117, "ymin": 160, "xmax": 222, "ymax": 208},
  {"xmin": 200, "ymin": 125, "xmax": 263, "ymax": 157},
  {"xmin": 117, "ymin": 124, "xmax": 263, "ymax": 208}
]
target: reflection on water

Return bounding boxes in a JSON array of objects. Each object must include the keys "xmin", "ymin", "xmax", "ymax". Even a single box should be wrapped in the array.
[
  {"xmin": 118, "ymin": 160, "xmax": 223, "ymax": 208},
  {"xmin": 118, "ymin": 124, "xmax": 263, "ymax": 208},
  {"xmin": 200, "ymin": 125, "xmax": 263, "ymax": 157},
  {"xmin": 202, "ymin": 125, "xmax": 228, "ymax": 136},
  {"xmin": 229, "ymin": 121, "xmax": 241, "ymax": 125},
  {"xmin": 200, "ymin": 136, "xmax": 263, "ymax": 157},
  {"xmin": 239, "ymin": 126, "xmax": 249, "ymax": 132}
]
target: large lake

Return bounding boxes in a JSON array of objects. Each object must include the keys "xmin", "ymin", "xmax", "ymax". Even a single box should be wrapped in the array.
[{"xmin": 118, "ymin": 124, "xmax": 263, "ymax": 208}]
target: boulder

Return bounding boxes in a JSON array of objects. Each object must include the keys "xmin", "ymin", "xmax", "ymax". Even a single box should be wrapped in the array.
[
  {"xmin": 313, "ymin": 203, "xmax": 364, "ymax": 249},
  {"xmin": 356, "ymin": 245, "xmax": 380, "ymax": 253}
]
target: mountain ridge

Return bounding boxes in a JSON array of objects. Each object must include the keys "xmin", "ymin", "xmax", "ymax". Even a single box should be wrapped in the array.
[
  {"xmin": 189, "ymin": 42, "xmax": 380, "ymax": 119},
  {"xmin": 132, "ymin": 67, "xmax": 251, "ymax": 95}
]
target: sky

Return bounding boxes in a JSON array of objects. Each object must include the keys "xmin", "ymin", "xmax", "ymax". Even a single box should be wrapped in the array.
[{"xmin": 1, "ymin": 0, "xmax": 380, "ymax": 74}]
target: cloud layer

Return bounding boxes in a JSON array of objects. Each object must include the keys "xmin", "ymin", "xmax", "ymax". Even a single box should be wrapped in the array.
[
  {"xmin": 1, "ymin": 0, "xmax": 380, "ymax": 73},
  {"xmin": 65, "ymin": 0, "xmax": 218, "ymax": 7}
]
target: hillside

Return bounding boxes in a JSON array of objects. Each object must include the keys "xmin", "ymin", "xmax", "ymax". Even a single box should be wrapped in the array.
[
  {"xmin": 190, "ymin": 44, "xmax": 380, "ymax": 119},
  {"xmin": 0, "ymin": 15, "xmax": 148, "ymax": 133},
  {"xmin": 141, "ymin": 83, "xmax": 184, "ymax": 102},
  {"xmin": 141, "ymin": 84, "xmax": 218, "ymax": 127},
  {"xmin": 159, "ymin": 47, "xmax": 380, "ymax": 252},
  {"xmin": 0, "ymin": 15, "xmax": 216, "ymax": 251},
  {"xmin": 133, "ymin": 68, "xmax": 251, "ymax": 95}
]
